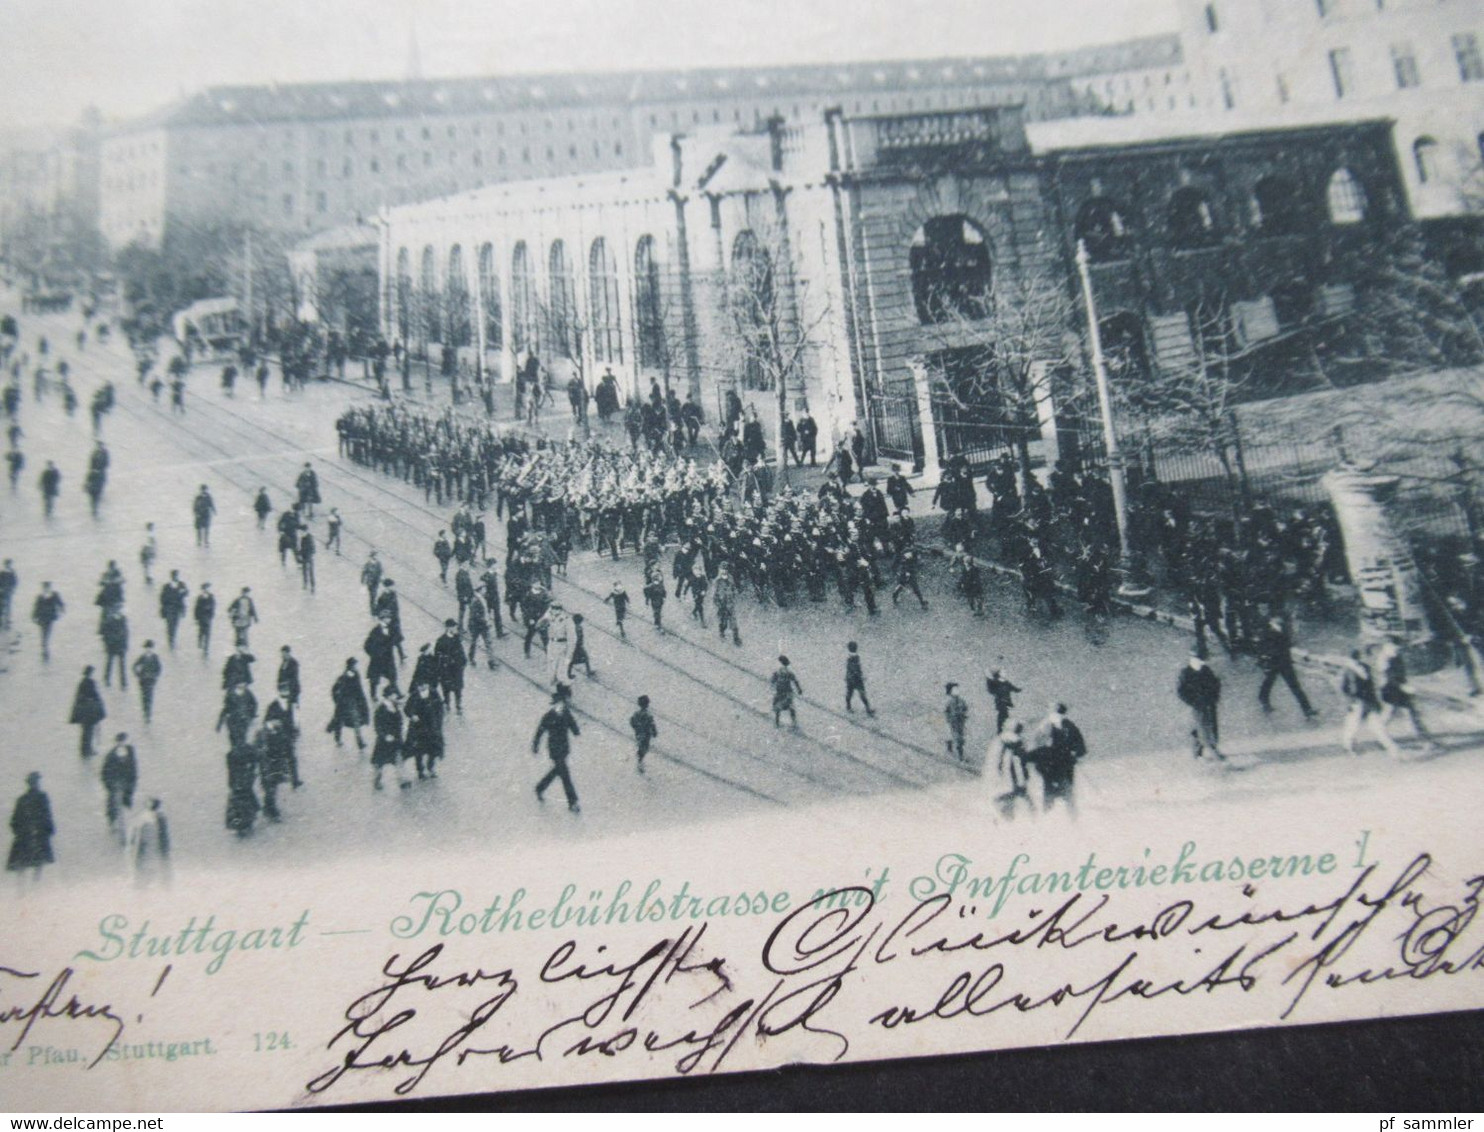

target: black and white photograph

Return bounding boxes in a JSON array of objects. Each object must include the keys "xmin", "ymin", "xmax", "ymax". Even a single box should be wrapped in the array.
[{"xmin": 3, "ymin": 0, "xmax": 1484, "ymax": 1113}]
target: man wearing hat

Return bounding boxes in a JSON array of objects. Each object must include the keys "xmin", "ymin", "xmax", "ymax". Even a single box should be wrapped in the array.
[
  {"xmin": 364, "ymin": 616, "xmax": 399, "ymax": 700},
  {"xmin": 433, "ymin": 619, "xmax": 468, "ymax": 714},
  {"xmin": 328, "ymin": 658, "xmax": 370, "ymax": 750},
  {"xmin": 533, "ymin": 691, "xmax": 582, "ymax": 812},
  {"xmin": 131, "ymin": 640, "xmax": 162, "ymax": 723},
  {"xmin": 770, "ymin": 656, "xmax": 803, "ymax": 729},
  {"xmin": 227, "ymin": 587, "xmax": 258, "ymax": 648}
]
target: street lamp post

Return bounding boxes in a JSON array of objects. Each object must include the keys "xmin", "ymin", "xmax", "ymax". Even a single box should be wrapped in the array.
[{"xmin": 1075, "ymin": 238, "xmax": 1148, "ymax": 599}]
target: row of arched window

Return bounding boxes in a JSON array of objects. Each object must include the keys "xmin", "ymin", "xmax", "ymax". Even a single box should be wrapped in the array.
[
  {"xmin": 392, "ymin": 234, "xmax": 669, "ymax": 368},
  {"xmin": 1073, "ymin": 166, "xmax": 1373, "ymax": 264}
]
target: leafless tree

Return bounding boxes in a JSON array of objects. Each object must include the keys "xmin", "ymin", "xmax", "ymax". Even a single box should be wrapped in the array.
[
  {"xmin": 707, "ymin": 221, "xmax": 830, "ymax": 487},
  {"xmin": 921, "ymin": 269, "xmax": 1083, "ymax": 483}
]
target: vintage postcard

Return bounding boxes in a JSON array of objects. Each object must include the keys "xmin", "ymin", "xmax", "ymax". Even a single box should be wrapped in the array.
[{"xmin": 3, "ymin": 0, "xmax": 1484, "ymax": 1112}]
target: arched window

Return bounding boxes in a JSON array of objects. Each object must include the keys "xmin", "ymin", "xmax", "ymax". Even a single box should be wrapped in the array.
[
  {"xmin": 634, "ymin": 235, "xmax": 665, "ymax": 368},
  {"xmin": 547, "ymin": 239, "xmax": 576, "ymax": 358},
  {"xmin": 1327, "ymin": 168, "xmax": 1367, "ymax": 224},
  {"xmin": 1168, "ymin": 187, "xmax": 1220, "ymax": 249},
  {"xmin": 511, "ymin": 241, "xmax": 536, "ymax": 354},
  {"xmin": 909, "ymin": 215, "xmax": 992, "ymax": 323},
  {"xmin": 1075, "ymin": 198, "xmax": 1132, "ymax": 262},
  {"xmin": 394, "ymin": 247, "xmax": 412, "ymax": 342},
  {"xmin": 477, "ymin": 243, "xmax": 502, "ymax": 350},
  {"xmin": 1251, "ymin": 175, "xmax": 1306, "ymax": 236},
  {"xmin": 588, "ymin": 237, "xmax": 622, "ymax": 365},
  {"xmin": 444, "ymin": 244, "xmax": 471, "ymax": 348},
  {"xmin": 1414, "ymin": 135, "xmax": 1441, "ymax": 183},
  {"xmin": 418, "ymin": 245, "xmax": 439, "ymax": 343},
  {"xmin": 730, "ymin": 230, "xmax": 775, "ymax": 390}
]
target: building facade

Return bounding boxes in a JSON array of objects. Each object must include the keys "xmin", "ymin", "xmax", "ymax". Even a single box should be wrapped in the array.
[{"xmin": 375, "ymin": 106, "xmax": 1409, "ymax": 476}]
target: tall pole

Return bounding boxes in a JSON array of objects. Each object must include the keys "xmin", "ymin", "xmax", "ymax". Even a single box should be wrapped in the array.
[
  {"xmin": 242, "ymin": 229, "xmax": 254, "ymax": 344},
  {"xmin": 1075, "ymin": 239, "xmax": 1146, "ymax": 597}
]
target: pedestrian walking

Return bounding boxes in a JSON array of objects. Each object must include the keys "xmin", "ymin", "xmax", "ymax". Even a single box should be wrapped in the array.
[
  {"xmin": 944, "ymin": 682, "xmax": 969, "ymax": 761},
  {"xmin": 276, "ymin": 645, "xmax": 301, "ymax": 709},
  {"xmin": 328, "ymin": 658, "xmax": 370, "ymax": 751},
  {"xmin": 298, "ymin": 527, "xmax": 317, "ymax": 592},
  {"xmin": 101, "ymin": 734, "xmax": 138, "ymax": 835},
  {"xmin": 365, "ymin": 616, "xmax": 399, "ymax": 699},
  {"xmin": 990, "ymin": 721, "xmax": 1034, "ymax": 820},
  {"xmin": 643, "ymin": 571, "xmax": 667, "ymax": 633},
  {"xmin": 1376, "ymin": 642, "xmax": 1440, "ymax": 753},
  {"xmin": 433, "ymin": 620, "xmax": 467, "ymax": 713},
  {"xmin": 713, "ymin": 565, "xmax": 741, "ymax": 646},
  {"xmin": 1177, "ymin": 653, "xmax": 1225, "ymax": 760},
  {"xmin": 454, "ymin": 563, "xmax": 475, "ymax": 629},
  {"xmin": 533, "ymin": 693, "xmax": 582, "ymax": 812},
  {"xmin": 1027, "ymin": 704, "xmax": 1087, "ymax": 816},
  {"xmin": 100, "ymin": 609, "xmax": 129, "ymax": 688},
  {"xmin": 605, "ymin": 580, "xmax": 630, "ymax": 639},
  {"xmin": 433, "ymin": 530, "xmax": 454, "ymax": 584},
  {"xmin": 257, "ymin": 713, "xmax": 295, "ymax": 820},
  {"xmin": 159, "ymin": 571, "xmax": 188, "ymax": 650},
  {"xmin": 295, "ymin": 462, "xmax": 321, "ymax": 518},
  {"xmin": 567, "ymin": 614, "xmax": 593, "ymax": 681},
  {"xmin": 7, "ymin": 773, "xmax": 54, "ymax": 889},
  {"xmin": 1340, "ymin": 650, "xmax": 1400, "ymax": 757},
  {"xmin": 985, "ymin": 668, "xmax": 1022, "ymax": 735},
  {"xmin": 0, "ymin": 559, "xmax": 15, "ymax": 631},
  {"xmin": 479, "ymin": 560, "xmax": 505, "ymax": 638},
  {"xmin": 70, "ymin": 666, "xmax": 106, "ymax": 758},
  {"xmin": 771, "ymin": 656, "xmax": 803, "ymax": 729},
  {"xmin": 1256, "ymin": 617, "xmax": 1318, "ymax": 720},
  {"xmin": 222, "ymin": 644, "xmax": 256, "ymax": 690},
  {"xmin": 630, "ymin": 694, "xmax": 658, "ymax": 773},
  {"xmin": 132, "ymin": 641, "xmax": 162, "ymax": 723},
  {"xmin": 404, "ymin": 681, "xmax": 446, "ymax": 780},
  {"xmin": 31, "ymin": 581, "xmax": 64, "ymax": 661},
  {"xmin": 139, "ymin": 524, "xmax": 158, "ymax": 586},
  {"xmin": 845, "ymin": 642, "xmax": 874, "ymax": 715},
  {"xmin": 361, "ymin": 551, "xmax": 383, "ymax": 615},
  {"xmin": 227, "ymin": 587, "xmax": 258, "ymax": 647},
  {"xmin": 127, "ymin": 798, "xmax": 170, "ymax": 884},
  {"xmin": 277, "ymin": 507, "xmax": 301, "ymax": 567},
  {"xmin": 253, "ymin": 487, "xmax": 272, "ymax": 530},
  {"xmin": 216, "ymin": 683, "xmax": 259, "ymax": 751},
  {"xmin": 194, "ymin": 582, "xmax": 216, "ymax": 656},
  {"xmin": 192, "ymin": 485, "xmax": 216, "ymax": 547},
  {"xmin": 372, "ymin": 687, "xmax": 407, "ymax": 791},
  {"xmin": 326, "ymin": 508, "xmax": 343, "ymax": 555},
  {"xmin": 225, "ymin": 736, "xmax": 261, "ymax": 837},
  {"xmin": 39, "ymin": 461, "xmax": 60, "ymax": 517}
]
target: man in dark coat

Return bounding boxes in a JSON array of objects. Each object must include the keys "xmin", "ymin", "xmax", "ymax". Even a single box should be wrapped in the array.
[
  {"xmin": 374, "ymin": 580, "xmax": 405, "ymax": 661},
  {"xmin": 480, "ymin": 560, "xmax": 505, "ymax": 638},
  {"xmin": 985, "ymin": 668, "xmax": 1022, "ymax": 735},
  {"xmin": 1027, "ymin": 704, "xmax": 1087, "ymax": 815},
  {"xmin": 328, "ymin": 658, "xmax": 370, "ymax": 750},
  {"xmin": 159, "ymin": 571, "xmax": 188, "ymax": 650},
  {"xmin": 101, "ymin": 733, "xmax": 138, "ymax": 831},
  {"xmin": 31, "ymin": 581, "xmax": 64, "ymax": 661},
  {"xmin": 7, "ymin": 772, "xmax": 54, "ymax": 883},
  {"xmin": 796, "ymin": 412, "xmax": 818, "ymax": 466},
  {"xmin": 1255, "ymin": 616, "xmax": 1318, "ymax": 720},
  {"xmin": 193, "ymin": 583, "xmax": 216, "ymax": 656},
  {"xmin": 100, "ymin": 609, "xmax": 129, "ymax": 689},
  {"xmin": 222, "ymin": 645, "xmax": 255, "ymax": 691},
  {"xmin": 433, "ymin": 620, "xmax": 468, "ymax": 713},
  {"xmin": 404, "ymin": 681, "xmax": 446, "ymax": 780},
  {"xmin": 533, "ymin": 693, "xmax": 582, "ymax": 812},
  {"xmin": 364, "ymin": 616, "xmax": 399, "ymax": 699},
  {"xmin": 193, "ymin": 484, "xmax": 216, "ymax": 547},
  {"xmin": 276, "ymin": 646, "xmax": 301, "ymax": 709},
  {"xmin": 216, "ymin": 683, "xmax": 259, "ymax": 751},
  {"xmin": 132, "ymin": 641, "xmax": 162, "ymax": 723},
  {"xmin": 1177, "ymin": 653, "xmax": 1225, "ymax": 760},
  {"xmin": 360, "ymin": 551, "xmax": 383, "ymax": 615},
  {"xmin": 69, "ymin": 666, "xmax": 106, "ymax": 757}
]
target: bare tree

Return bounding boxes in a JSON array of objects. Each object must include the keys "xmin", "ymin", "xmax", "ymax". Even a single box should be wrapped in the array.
[
  {"xmin": 921, "ymin": 269, "xmax": 1083, "ymax": 483},
  {"xmin": 707, "ymin": 221, "xmax": 830, "ymax": 487}
]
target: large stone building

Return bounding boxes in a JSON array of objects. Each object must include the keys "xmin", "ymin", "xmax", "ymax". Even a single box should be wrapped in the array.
[
  {"xmin": 1174, "ymin": 0, "xmax": 1484, "ymax": 264},
  {"xmin": 375, "ymin": 105, "xmax": 1408, "ymax": 474},
  {"xmin": 94, "ymin": 41, "xmax": 1176, "ymax": 253}
]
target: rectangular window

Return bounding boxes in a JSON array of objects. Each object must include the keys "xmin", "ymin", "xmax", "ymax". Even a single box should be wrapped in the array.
[
  {"xmin": 1455, "ymin": 33, "xmax": 1484, "ymax": 82},
  {"xmin": 1392, "ymin": 42, "xmax": 1421, "ymax": 88},
  {"xmin": 1329, "ymin": 47, "xmax": 1354, "ymax": 98}
]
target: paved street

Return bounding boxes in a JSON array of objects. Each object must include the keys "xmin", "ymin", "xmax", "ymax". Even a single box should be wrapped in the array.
[{"xmin": 3, "ymin": 297, "xmax": 1481, "ymax": 885}]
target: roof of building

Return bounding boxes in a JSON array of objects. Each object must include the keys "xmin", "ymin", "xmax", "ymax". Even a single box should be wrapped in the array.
[
  {"xmin": 1026, "ymin": 106, "xmax": 1394, "ymax": 153},
  {"xmin": 106, "ymin": 39, "xmax": 1176, "ymax": 134}
]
